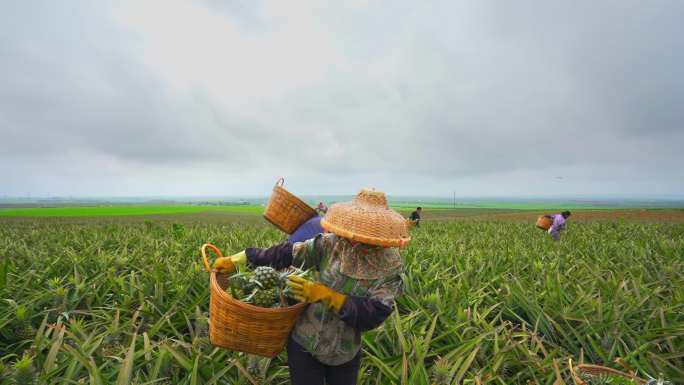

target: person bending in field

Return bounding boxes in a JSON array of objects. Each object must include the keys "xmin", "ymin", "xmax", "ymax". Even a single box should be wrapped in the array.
[
  {"xmin": 409, "ymin": 207, "xmax": 422, "ymax": 227},
  {"xmin": 212, "ymin": 188, "xmax": 409, "ymax": 385},
  {"xmin": 547, "ymin": 210, "xmax": 571, "ymax": 241}
]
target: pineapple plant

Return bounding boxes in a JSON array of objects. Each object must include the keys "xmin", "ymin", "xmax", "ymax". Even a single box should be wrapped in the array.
[
  {"xmin": 14, "ymin": 305, "xmax": 35, "ymax": 341},
  {"xmin": 431, "ymin": 356, "xmax": 452, "ymax": 385},
  {"xmin": 12, "ymin": 354, "xmax": 37, "ymax": 385}
]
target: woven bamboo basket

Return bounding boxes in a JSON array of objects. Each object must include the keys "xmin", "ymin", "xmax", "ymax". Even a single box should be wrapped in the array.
[
  {"xmin": 263, "ymin": 178, "xmax": 318, "ymax": 234},
  {"xmin": 569, "ymin": 360, "xmax": 647, "ymax": 385},
  {"xmin": 201, "ymin": 244, "xmax": 307, "ymax": 358},
  {"xmin": 536, "ymin": 215, "xmax": 553, "ymax": 230}
]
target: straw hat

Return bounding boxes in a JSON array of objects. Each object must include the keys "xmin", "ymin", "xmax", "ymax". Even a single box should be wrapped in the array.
[{"xmin": 320, "ymin": 188, "xmax": 411, "ymax": 247}]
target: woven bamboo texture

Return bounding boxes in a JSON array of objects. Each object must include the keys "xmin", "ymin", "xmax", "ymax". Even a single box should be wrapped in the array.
[
  {"xmin": 536, "ymin": 215, "xmax": 553, "ymax": 230},
  {"xmin": 320, "ymin": 188, "xmax": 410, "ymax": 247},
  {"xmin": 200, "ymin": 243, "xmax": 306, "ymax": 358},
  {"xmin": 570, "ymin": 362, "xmax": 647, "ymax": 385},
  {"xmin": 263, "ymin": 178, "xmax": 317, "ymax": 234}
]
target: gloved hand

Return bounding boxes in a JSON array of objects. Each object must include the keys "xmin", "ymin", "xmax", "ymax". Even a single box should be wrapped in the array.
[
  {"xmin": 287, "ymin": 275, "xmax": 346, "ymax": 312},
  {"xmin": 213, "ymin": 250, "xmax": 247, "ymax": 274}
]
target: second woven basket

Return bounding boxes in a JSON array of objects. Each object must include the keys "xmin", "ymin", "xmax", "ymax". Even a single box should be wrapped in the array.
[{"xmin": 263, "ymin": 178, "xmax": 317, "ymax": 234}]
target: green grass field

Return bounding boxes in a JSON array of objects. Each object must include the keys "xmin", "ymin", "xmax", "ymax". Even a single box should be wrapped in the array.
[
  {"xmin": 0, "ymin": 205, "xmax": 264, "ymax": 217},
  {"xmin": 0, "ymin": 204, "xmax": 630, "ymax": 218},
  {"xmin": 2, "ymin": 195, "xmax": 683, "ymax": 218}
]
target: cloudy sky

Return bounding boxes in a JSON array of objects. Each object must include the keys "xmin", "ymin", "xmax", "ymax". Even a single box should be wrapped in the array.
[{"xmin": 1, "ymin": 1, "xmax": 683, "ymax": 198}]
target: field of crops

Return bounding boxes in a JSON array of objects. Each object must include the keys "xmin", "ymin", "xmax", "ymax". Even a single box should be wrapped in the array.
[
  {"xmin": 0, "ymin": 205, "xmax": 263, "ymax": 217},
  {"xmin": 0, "ymin": 217, "xmax": 682, "ymax": 384}
]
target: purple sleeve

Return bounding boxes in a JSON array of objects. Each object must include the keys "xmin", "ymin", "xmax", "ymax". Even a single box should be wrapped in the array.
[
  {"xmin": 338, "ymin": 296, "xmax": 393, "ymax": 331},
  {"xmin": 245, "ymin": 242, "xmax": 294, "ymax": 270},
  {"xmin": 550, "ymin": 215, "xmax": 566, "ymax": 232},
  {"xmin": 287, "ymin": 217, "xmax": 324, "ymax": 243}
]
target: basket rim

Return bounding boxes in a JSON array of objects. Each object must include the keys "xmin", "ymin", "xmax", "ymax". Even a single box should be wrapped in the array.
[
  {"xmin": 210, "ymin": 271, "xmax": 307, "ymax": 314},
  {"xmin": 271, "ymin": 185, "xmax": 316, "ymax": 210}
]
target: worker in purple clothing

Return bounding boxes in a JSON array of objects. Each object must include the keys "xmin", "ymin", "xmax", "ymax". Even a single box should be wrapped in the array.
[
  {"xmin": 288, "ymin": 216, "xmax": 325, "ymax": 243},
  {"xmin": 547, "ymin": 211, "xmax": 571, "ymax": 241}
]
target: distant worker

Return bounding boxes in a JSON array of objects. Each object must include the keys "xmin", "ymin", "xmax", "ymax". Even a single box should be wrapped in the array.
[
  {"xmin": 316, "ymin": 201, "xmax": 328, "ymax": 215},
  {"xmin": 547, "ymin": 211, "xmax": 571, "ymax": 241},
  {"xmin": 409, "ymin": 207, "xmax": 422, "ymax": 227}
]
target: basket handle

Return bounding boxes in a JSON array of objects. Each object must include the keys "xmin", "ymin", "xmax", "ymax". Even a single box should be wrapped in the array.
[
  {"xmin": 200, "ymin": 243, "xmax": 223, "ymax": 272},
  {"xmin": 274, "ymin": 177, "xmax": 285, "ymax": 187}
]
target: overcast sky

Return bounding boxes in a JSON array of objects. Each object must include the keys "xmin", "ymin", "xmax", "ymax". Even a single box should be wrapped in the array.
[{"xmin": 1, "ymin": 1, "xmax": 683, "ymax": 198}]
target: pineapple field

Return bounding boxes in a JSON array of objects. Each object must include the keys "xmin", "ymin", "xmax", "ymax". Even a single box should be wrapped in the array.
[{"xmin": 0, "ymin": 216, "xmax": 682, "ymax": 384}]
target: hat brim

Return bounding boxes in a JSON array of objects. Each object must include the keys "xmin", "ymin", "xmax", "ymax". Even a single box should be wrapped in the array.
[{"xmin": 320, "ymin": 218, "xmax": 410, "ymax": 248}]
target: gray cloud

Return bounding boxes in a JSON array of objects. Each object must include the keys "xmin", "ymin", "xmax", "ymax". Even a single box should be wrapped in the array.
[{"xmin": 1, "ymin": 0, "xmax": 682, "ymax": 197}]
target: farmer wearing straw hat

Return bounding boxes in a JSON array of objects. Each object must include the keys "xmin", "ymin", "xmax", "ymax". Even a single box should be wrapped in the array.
[{"xmin": 213, "ymin": 188, "xmax": 409, "ymax": 385}]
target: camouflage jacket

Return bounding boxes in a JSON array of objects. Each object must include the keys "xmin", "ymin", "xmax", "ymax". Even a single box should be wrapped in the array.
[{"xmin": 246, "ymin": 233, "xmax": 404, "ymax": 365}]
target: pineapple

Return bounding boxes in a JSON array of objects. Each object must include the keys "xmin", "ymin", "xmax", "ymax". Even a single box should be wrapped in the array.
[
  {"xmin": 431, "ymin": 356, "xmax": 451, "ymax": 385},
  {"xmin": 101, "ymin": 334, "xmax": 124, "ymax": 357},
  {"xmin": 254, "ymin": 266, "xmax": 279, "ymax": 289},
  {"xmin": 53, "ymin": 287, "xmax": 68, "ymax": 308},
  {"xmin": 253, "ymin": 288, "xmax": 277, "ymax": 307},
  {"xmin": 229, "ymin": 274, "xmax": 254, "ymax": 299},
  {"xmin": 194, "ymin": 307, "xmax": 209, "ymax": 339},
  {"xmin": 246, "ymin": 354, "xmax": 271, "ymax": 382},
  {"xmin": 600, "ymin": 333, "xmax": 613, "ymax": 351},
  {"xmin": 499, "ymin": 360, "xmax": 512, "ymax": 378},
  {"xmin": 192, "ymin": 307, "xmax": 210, "ymax": 349},
  {"xmin": 230, "ymin": 286, "xmax": 245, "ymax": 300},
  {"xmin": 12, "ymin": 355, "xmax": 37, "ymax": 385},
  {"xmin": 580, "ymin": 372, "xmax": 639, "ymax": 385},
  {"xmin": 14, "ymin": 306, "xmax": 35, "ymax": 341},
  {"xmin": 229, "ymin": 275, "xmax": 247, "ymax": 299}
]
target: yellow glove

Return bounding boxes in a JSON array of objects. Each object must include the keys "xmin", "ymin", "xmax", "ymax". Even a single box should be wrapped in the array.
[
  {"xmin": 287, "ymin": 275, "xmax": 346, "ymax": 312},
  {"xmin": 213, "ymin": 250, "xmax": 247, "ymax": 274}
]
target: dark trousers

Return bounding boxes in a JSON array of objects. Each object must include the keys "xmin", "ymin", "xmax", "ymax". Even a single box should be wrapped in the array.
[{"xmin": 287, "ymin": 337, "xmax": 361, "ymax": 385}]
